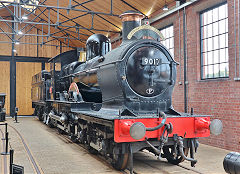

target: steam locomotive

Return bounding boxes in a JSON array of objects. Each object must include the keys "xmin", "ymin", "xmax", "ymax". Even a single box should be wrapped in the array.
[{"xmin": 31, "ymin": 11, "xmax": 223, "ymax": 171}]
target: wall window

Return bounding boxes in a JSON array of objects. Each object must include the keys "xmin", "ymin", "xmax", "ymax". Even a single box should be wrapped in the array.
[
  {"xmin": 160, "ymin": 25, "xmax": 174, "ymax": 57},
  {"xmin": 200, "ymin": 3, "xmax": 228, "ymax": 79}
]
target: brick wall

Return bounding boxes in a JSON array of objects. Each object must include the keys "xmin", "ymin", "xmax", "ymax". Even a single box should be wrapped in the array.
[{"xmin": 151, "ymin": 0, "xmax": 240, "ymax": 151}]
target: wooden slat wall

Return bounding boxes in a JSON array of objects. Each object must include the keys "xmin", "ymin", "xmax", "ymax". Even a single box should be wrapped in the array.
[
  {"xmin": 0, "ymin": 61, "xmax": 10, "ymax": 114},
  {"xmin": 16, "ymin": 62, "xmax": 42, "ymax": 115}
]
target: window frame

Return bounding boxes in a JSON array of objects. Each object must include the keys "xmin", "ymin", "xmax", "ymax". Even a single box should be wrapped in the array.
[
  {"xmin": 159, "ymin": 24, "xmax": 174, "ymax": 57},
  {"xmin": 200, "ymin": 2, "xmax": 229, "ymax": 80}
]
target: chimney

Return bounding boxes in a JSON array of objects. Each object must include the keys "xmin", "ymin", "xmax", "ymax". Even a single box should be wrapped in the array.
[{"xmin": 119, "ymin": 11, "xmax": 144, "ymax": 40}]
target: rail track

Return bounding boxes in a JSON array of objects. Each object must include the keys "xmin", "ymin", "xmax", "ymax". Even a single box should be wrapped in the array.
[
  {"xmin": 0, "ymin": 124, "xmax": 44, "ymax": 174},
  {"xmin": 47, "ymin": 125, "xmax": 203, "ymax": 174},
  {"xmin": 1, "ymin": 120, "xmax": 204, "ymax": 174},
  {"xmin": 8, "ymin": 125, "xmax": 44, "ymax": 174},
  {"xmin": 0, "ymin": 128, "xmax": 8, "ymax": 174}
]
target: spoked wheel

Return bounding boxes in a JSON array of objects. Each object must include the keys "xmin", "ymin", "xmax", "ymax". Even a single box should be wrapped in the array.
[
  {"xmin": 112, "ymin": 152, "xmax": 129, "ymax": 170},
  {"xmin": 163, "ymin": 145, "xmax": 189, "ymax": 165}
]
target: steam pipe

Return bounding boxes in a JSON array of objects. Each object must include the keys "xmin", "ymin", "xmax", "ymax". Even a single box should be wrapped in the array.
[
  {"xmin": 146, "ymin": 112, "xmax": 166, "ymax": 131},
  {"xmin": 177, "ymin": 137, "xmax": 197, "ymax": 163}
]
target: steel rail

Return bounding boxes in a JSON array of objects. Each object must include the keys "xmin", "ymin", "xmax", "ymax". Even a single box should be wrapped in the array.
[
  {"xmin": 8, "ymin": 125, "xmax": 44, "ymax": 174},
  {"xmin": 0, "ymin": 128, "xmax": 7, "ymax": 174},
  {"xmin": 0, "ymin": 1, "xmax": 120, "ymax": 16}
]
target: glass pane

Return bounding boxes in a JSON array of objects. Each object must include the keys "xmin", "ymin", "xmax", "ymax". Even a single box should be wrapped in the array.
[
  {"xmin": 214, "ymin": 64, "xmax": 220, "ymax": 77},
  {"xmin": 213, "ymin": 8, "xmax": 218, "ymax": 22},
  {"xmin": 170, "ymin": 38, "xmax": 174, "ymax": 48},
  {"xmin": 226, "ymin": 19, "xmax": 228, "ymax": 32},
  {"xmin": 219, "ymin": 34, "xmax": 225, "ymax": 48},
  {"xmin": 225, "ymin": 33, "xmax": 228, "ymax": 47},
  {"xmin": 203, "ymin": 26, "xmax": 207, "ymax": 39},
  {"xmin": 208, "ymin": 24, "xmax": 213, "ymax": 38},
  {"xmin": 162, "ymin": 29, "xmax": 166, "ymax": 37},
  {"xmin": 219, "ymin": 20, "xmax": 226, "ymax": 34},
  {"xmin": 208, "ymin": 38, "xmax": 213, "ymax": 51},
  {"xmin": 166, "ymin": 28, "xmax": 170, "ymax": 38},
  {"xmin": 203, "ymin": 39, "xmax": 207, "ymax": 52},
  {"xmin": 219, "ymin": 49, "xmax": 226, "ymax": 63},
  {"xmin": 226, "ymin": 63, "xmax": 229, "ymax": 76},
  {"xmin": 162, "ymin": 40, "xmax": 165, "ymax": 46},
  {"xmin": 219, "ymin": 4, "xmax": 226, "ymax": 20},
  {"xmin": 165, "ymin": 39, "xmax": 169, "ymax": 48},
  {"xmin": 208, "ymin": 52, "xmax": 213, "ymax": 64},
  {"xmin": 219, "ymin": 63, "xmax": 228, "ymax": 77},
  {"xmin": 207, "ymin": 10, "xmax": 213, "ymax": 24},
  {"xmin": 170, "ymin": 49, "xmax": 174, "ymax": 56},
  {"xmin": 226, "ymin": 49, "xmax": 229, "ymax": 61},
  {"xmin": 204, "ymin": 66, "xmax": 208, "ymax": 78},
  {"xmin": 202, "ymin": 13, "xmax": 207, "ymax": 25},
  {"xmin": 208, "ymin": 65, "xmax": 214, "ymax": 78},
  {"xmin": 203, "ymin": 52, "xmax": 208, "ymax": 65},
  {"xmin": 213, "ymin": 22, "xmax": 218, "ymax": 36},
  {"xmin": 213, "ymin": 36, "xmax": 219, "ymax": 50},
  {"xmin": 225, "ymin": 4, "xmax": 228, "ymax": 18},
  {"xmin": 169, "ymin": 26, "xmax": 174, "ymax": 37},
  {"xmin": 213, "ymin": 50, "xmax": 219, "ymax": 64}
]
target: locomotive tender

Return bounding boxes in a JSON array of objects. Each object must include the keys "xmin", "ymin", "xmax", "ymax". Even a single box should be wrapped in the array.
[{"xmin": 31, "ymin": 11, "xmax": 223, "ymax": 171}]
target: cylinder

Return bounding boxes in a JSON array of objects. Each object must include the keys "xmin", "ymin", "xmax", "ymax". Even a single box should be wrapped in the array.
[
  {"xmin": 223, "ymin": 152, "xmax": 240, "ymax": 174},
  {"xmin": 119, "ymin": 10, "xmax": 144, "ymax": 40}
]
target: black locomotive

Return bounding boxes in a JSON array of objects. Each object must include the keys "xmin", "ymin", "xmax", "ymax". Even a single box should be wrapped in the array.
[{"xmin": 32, "ymin": 11, "xmax": 222, "ymax": 171}]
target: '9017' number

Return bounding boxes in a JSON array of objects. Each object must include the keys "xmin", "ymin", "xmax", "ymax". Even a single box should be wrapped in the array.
[{"xmin": 141, "ymin": 57, "xmax": 161, "ymax": 66}]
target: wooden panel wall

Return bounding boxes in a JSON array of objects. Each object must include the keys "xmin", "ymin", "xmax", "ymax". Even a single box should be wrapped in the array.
[
  {"xmin": 16, "ymin": 62, "xmax": 41, "ymax": 115},
  {"xmin": 0, "ymin": 61, "xmax": 10, "ymax": 114}
]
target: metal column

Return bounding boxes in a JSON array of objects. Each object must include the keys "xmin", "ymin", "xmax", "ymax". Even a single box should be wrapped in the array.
[
  {"xmin": 183, "ymin": 8, "xmax": 188, "ymax": 113},
  {"xmin": 10, "ymin": 16, "xmax": 16, "ymax": 117}
]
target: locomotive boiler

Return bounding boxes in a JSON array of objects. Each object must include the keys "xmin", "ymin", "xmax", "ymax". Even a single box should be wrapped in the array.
[{"xmin": 31, "ymin": 10, "xmax": 223, "ymax": 172}]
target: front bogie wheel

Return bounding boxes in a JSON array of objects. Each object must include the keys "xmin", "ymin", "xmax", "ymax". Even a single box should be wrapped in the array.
[{"xmin": 112, "ymin": 153, "xmax": 129, "ymax": 170}]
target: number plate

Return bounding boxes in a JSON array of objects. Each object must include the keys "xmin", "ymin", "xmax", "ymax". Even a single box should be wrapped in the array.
[{"xmin": 141, "ymin": 58, "xmax": 161, "ymax": 66}]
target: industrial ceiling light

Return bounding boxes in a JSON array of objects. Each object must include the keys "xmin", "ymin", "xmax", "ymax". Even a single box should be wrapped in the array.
[
  {"xmin": 163, "ymin": 0, "xmax": 169, "ymax": 11},
  {"xmin": 15, "ymin": 41, "xmax": 20, "ymax": 45},
  {"xmin": 13, "ymin": 49, "xmax": 17, "ymax": 52},
  {"xmin": 163, "ymin": 4, "xmax": 169, "ymax": 11},
  {"xmin": 22, "ymin": 15, "xmax": 28, "ymax": 20},
  {"xmin": 18, "ymin": 31, "xmax": 23, "ymax": 35}
]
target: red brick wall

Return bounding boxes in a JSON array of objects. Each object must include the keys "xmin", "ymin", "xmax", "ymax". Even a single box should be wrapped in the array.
[{"xmin": 151, "ymin": 0, "xmax": 240, "ymax": 151}]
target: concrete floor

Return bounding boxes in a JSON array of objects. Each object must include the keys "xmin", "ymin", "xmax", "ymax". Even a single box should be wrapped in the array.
[{"xmin": 0, "ymin": 117, "xmax": 230, "ymax": 174}]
